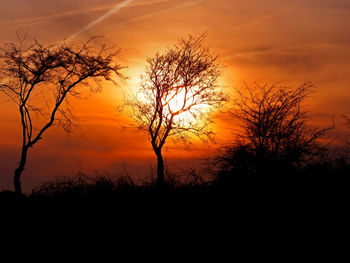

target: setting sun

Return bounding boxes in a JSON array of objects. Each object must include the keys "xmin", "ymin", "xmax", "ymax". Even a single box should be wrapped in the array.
[{"xmin": 163, "ymin": 86, "xmax": 210, "ymax": 121}]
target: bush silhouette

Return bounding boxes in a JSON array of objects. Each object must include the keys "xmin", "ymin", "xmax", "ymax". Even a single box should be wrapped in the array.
[{"xmin": 216, "ymin": 82, "xmax": 332, "ymax": 179}]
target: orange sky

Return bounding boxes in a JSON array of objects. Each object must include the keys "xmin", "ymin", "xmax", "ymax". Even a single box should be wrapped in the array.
[{"xmin": 0, "ymin": 0, "xmax": 350, "ymax": 191}]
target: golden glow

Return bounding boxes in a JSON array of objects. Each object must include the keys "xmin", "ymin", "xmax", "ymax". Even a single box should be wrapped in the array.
[
  {"xmin": 162, "ymin": 86, "xmax": 210, "ymax": 124},
  {"xmin": 164, "ymin": 88, "xmax": 189, "ymax": 114}
]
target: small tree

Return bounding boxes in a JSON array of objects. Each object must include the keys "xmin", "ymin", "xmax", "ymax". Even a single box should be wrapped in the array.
[
  {"xmin": 345, "ymin": 115, "xmax": 350, "ymax": 147},
  {"xmin": 126, "ymin": 35, "xmax": 226, "ymax": 187},
  {"xmin": 345, "ymin": 115, "xmax": 350, "ymax": 128},
  {"xmin": 0, "ymin": 36, "xmax": 123, "ymax": 194},
  {"xmin": 220, "ymin": 82, "xmax": 332, "ymax": 174}
]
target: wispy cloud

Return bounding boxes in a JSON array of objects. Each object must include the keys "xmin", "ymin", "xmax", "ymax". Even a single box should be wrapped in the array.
[
  {"xmin": 1, "ymin": 0, "xmax": 202, "ymax": 40},
  {"xmin": 64, "ymin": 0, "xmax": 202, "ymax": 40},
  {"xmin": 0, "ymin": 6, "xmax": 108, "ymax": 26},
  {"xmin": 230, "ymin": 0, "xmax": 302, "ymax": 33},
  {"xmin": 66, "ymin": 0, "xmax": 135, "ymax": 42},
  {"xmin": 125, "ymin": 0, "xmax": 203, "ymax": 24}
]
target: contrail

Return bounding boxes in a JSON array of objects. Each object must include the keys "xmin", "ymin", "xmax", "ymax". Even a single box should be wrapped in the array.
[
  {"xmin": 66, "ymin": 0, "xmax": 134, "ymax": 42},
  {"xmin": 126, "ymin": 0, "xmax": 202, "ymax": 24}
]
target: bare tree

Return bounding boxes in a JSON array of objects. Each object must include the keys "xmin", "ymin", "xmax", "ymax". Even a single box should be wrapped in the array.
[
  {"xmin": 224, "ymin": 82, "xmax": 332, "ymax": 172},
  {"xmin": 344, "ymin": 115, "xmax": 350, "ymax": 148},
  {"xmin": 345, "ymin": 115, "xmax": 350, "ymax": 127},
  {"xmin": 125, "ymin": 35, "xmax": 227, "ymax": 187},
  {"xmin": 0, "ymin": 35, "xmax": 123, "ymax": 194}
]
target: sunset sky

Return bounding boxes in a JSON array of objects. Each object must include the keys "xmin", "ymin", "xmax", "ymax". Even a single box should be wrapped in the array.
[{"xmin": 0, "ymin": 0, "xmax": 349, "ymax": 191}]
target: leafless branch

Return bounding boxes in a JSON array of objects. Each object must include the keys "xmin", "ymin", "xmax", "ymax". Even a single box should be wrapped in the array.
[
  {"xmin": 0, "ymin": 36, "xmax": 124, "ymax": 194},
  {"xmin": 228, "ymin": 82, "xmax": 332, "ymax": 169},
  {"xmin": 123, "ymin": 34, "xmax": 227, "ymax": 186}
]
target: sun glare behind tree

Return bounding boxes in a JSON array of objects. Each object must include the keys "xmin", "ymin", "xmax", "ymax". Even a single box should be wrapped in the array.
[{"xmin": 125, "ymin": 35, "xmax": 227, "ymax": 187}]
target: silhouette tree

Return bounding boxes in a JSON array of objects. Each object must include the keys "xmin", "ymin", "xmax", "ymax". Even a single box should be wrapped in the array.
[
  {"xmin": 0, "ymin": 36, "xmax": 123, "ymax": 194},
  {"xmin": 345, "ymin": 115, "xmax": 350, "ymax": 127},
  {"xmin": 344, "ymin": 115, "xmax": 350, "ymax": 148},
  {"xmin": 126, "ymin": 35, "xmax": 226, "ymax": 187},
  {"xmin": 219, "ymin": 82, "xmax": 332, "ymax": 174}
]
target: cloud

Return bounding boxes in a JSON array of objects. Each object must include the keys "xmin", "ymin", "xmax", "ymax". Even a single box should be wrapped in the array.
[
  {"xmin": 125, "ymin": 0, "xmax": 203, "ymax": 24},
  {"xmin": 66, "ymin": 0, "xmax": 135, "ymax": 42},
  {"xmin": 229, "ymin": 0, "xmax": 302, "ymax": 33},
  {"xmin": 1, "ymin": 0, "xmax": 201, "ymax": 41},
  {"xmin": 64, "ymin": 0, "xmax": 203, "ymax": 40},
  {"xmin": 0, "ymin": 7, "xmax": 106, "ymax": 26},
  {"xmin": 223, "ymin": 42, "xmax": 350, "ymax": 75}
]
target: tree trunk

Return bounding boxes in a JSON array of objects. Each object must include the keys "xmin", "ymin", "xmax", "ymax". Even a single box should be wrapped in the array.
[
  {"xmin": 14, "ymin": 146, "xmax": 28, "ymax": 195},
  {"xmin": 156, "ymin": 150, "xmax": 165, "ymax": 187}
]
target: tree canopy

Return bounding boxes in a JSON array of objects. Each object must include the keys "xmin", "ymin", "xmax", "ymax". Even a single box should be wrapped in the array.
[{"xmin": 125, "ymin": 35, "xmax": 227, "ymax": 186}]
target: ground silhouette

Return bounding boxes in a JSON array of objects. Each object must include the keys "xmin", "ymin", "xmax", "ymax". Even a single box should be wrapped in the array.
[{"xmin": 0, "ymin": 151, "xmax": 349, "ymax": 205}]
